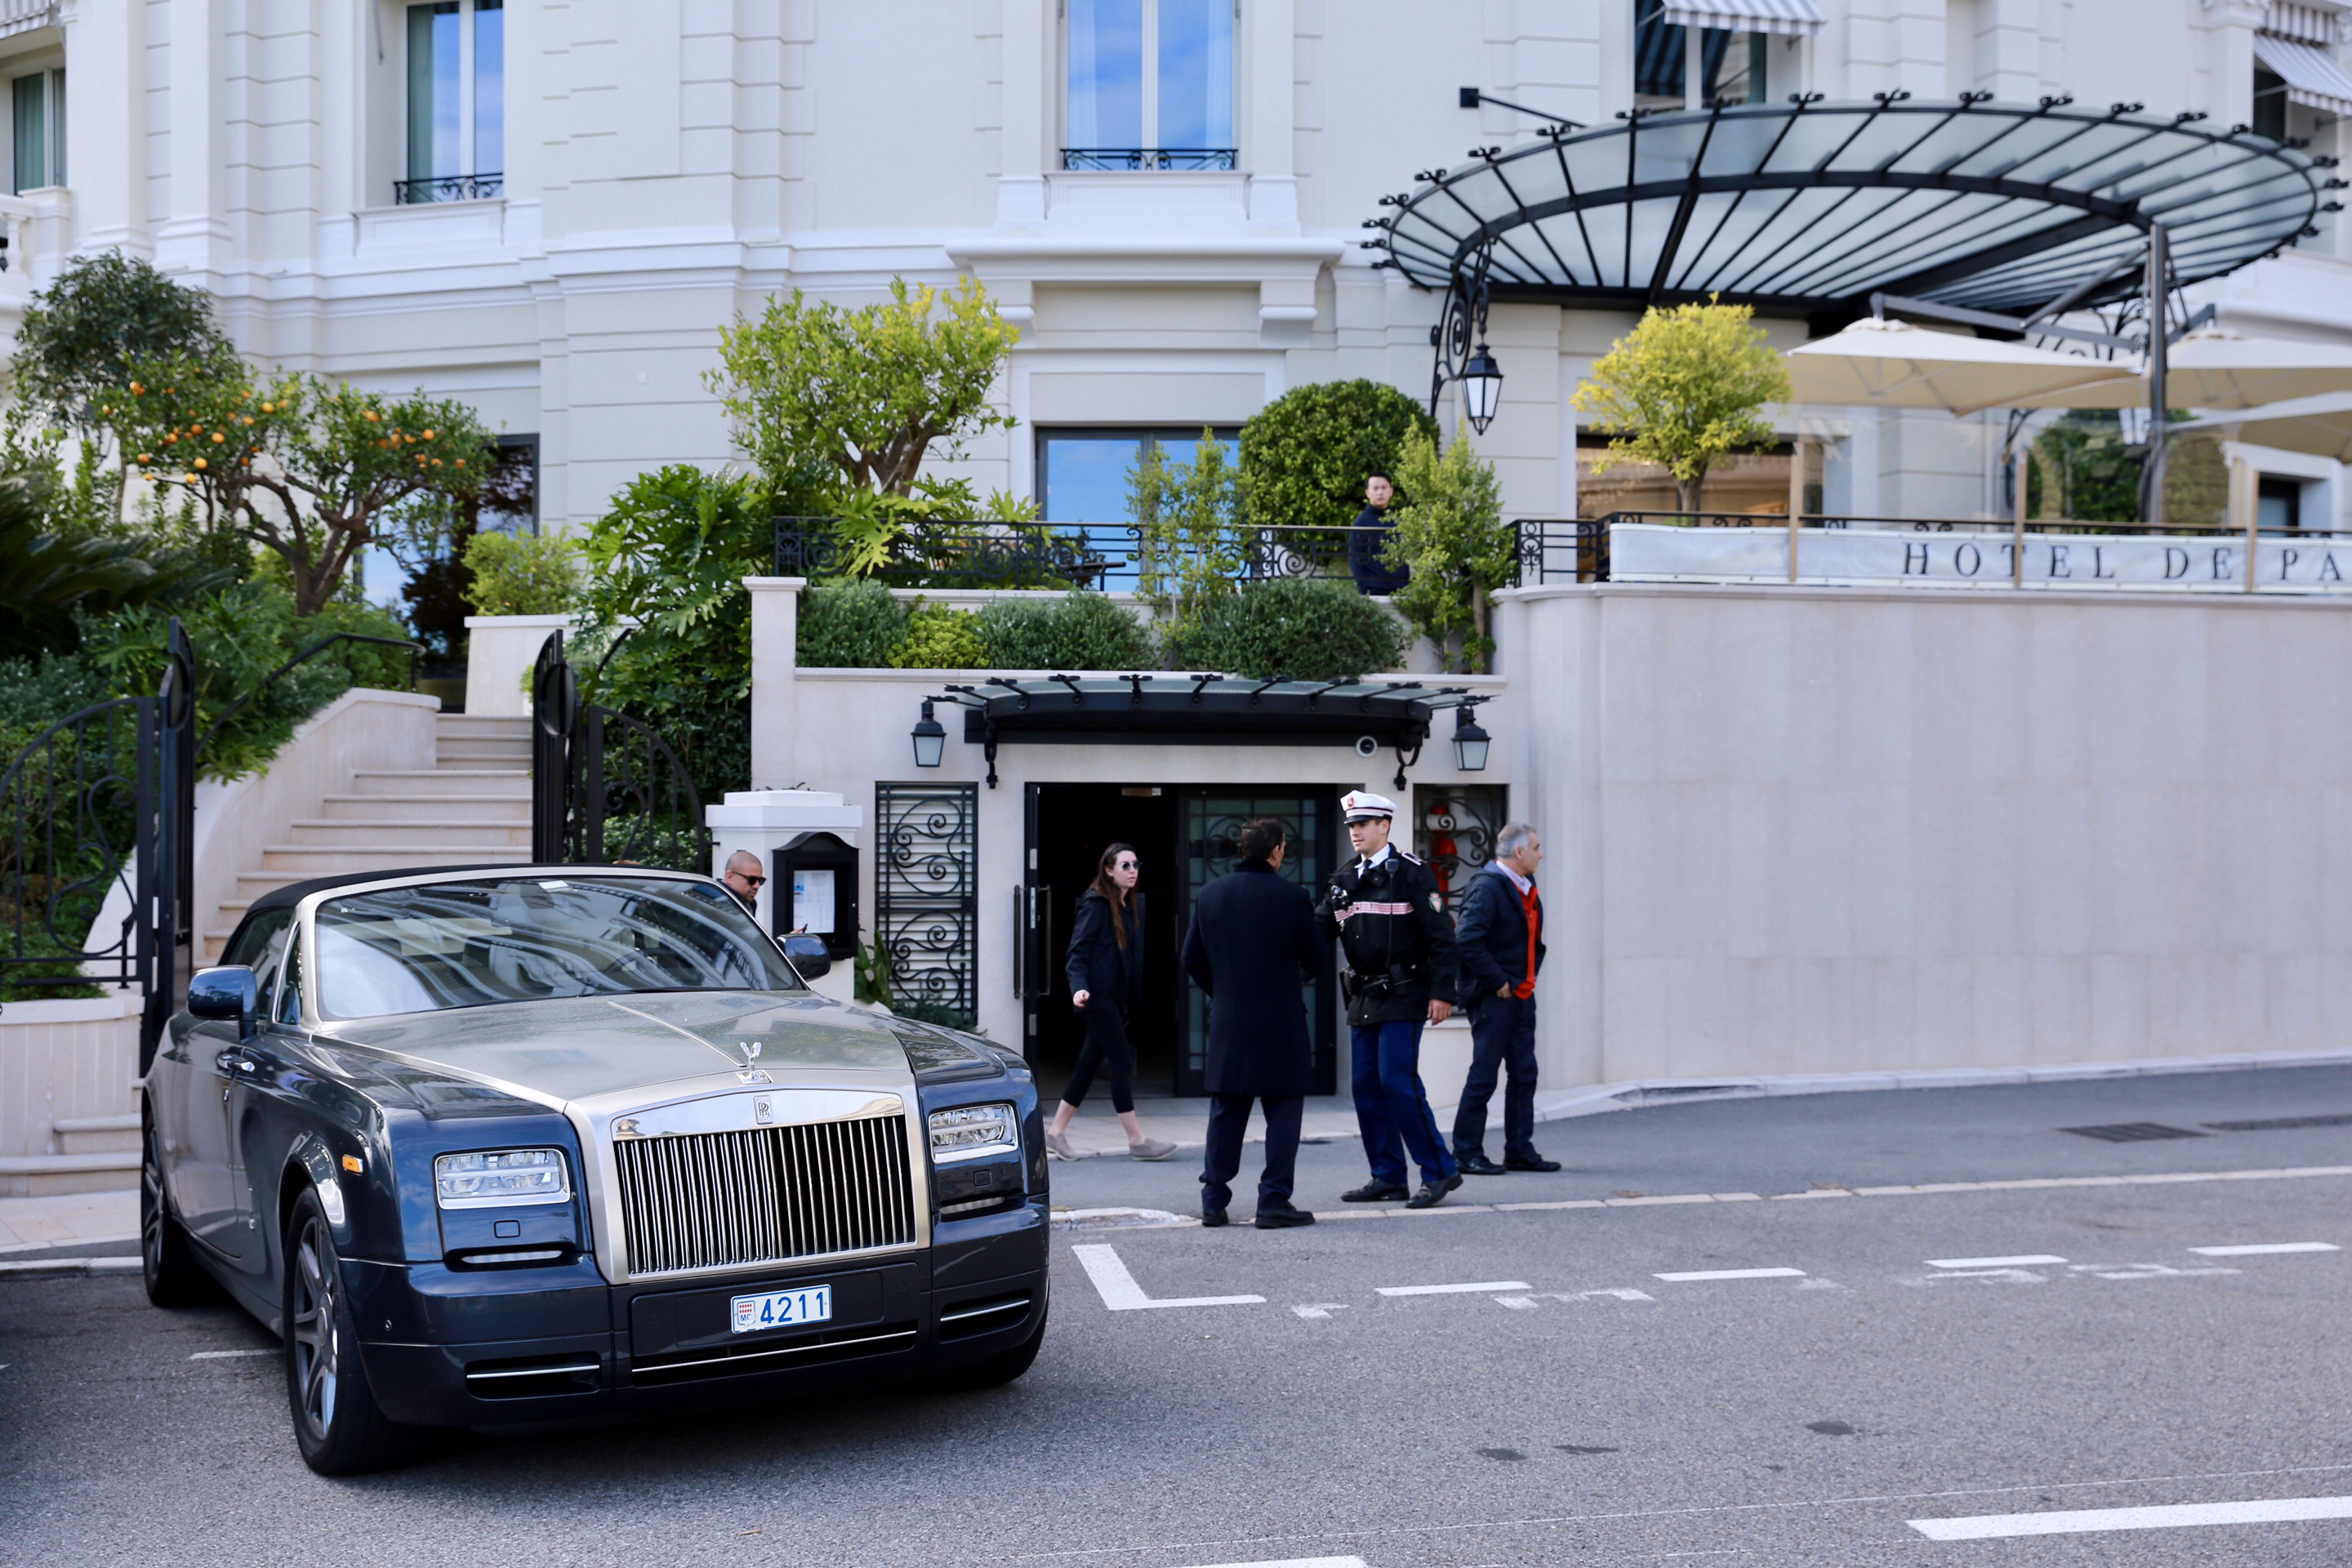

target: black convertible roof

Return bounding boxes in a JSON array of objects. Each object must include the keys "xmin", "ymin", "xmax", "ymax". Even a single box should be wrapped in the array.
[{"xmin": 239, "ymin": 862, "xmax": 705, "ymax": 919}]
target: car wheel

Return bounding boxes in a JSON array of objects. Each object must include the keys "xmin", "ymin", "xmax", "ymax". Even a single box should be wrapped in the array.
[
  {"xmin": 140, "ymin": 1114, "xmax": 212, "ymax": 1307},
  {"xmin": 939, "ymin": 1295, "xmax": 1049, "ymax": 1392},
  {"xmin": 283, "ymin": 1188, "xmax": 413, "ymax": 1475}
]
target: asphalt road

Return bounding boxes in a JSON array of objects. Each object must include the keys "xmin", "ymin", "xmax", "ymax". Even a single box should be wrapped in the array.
[{"xmin": 4, "ymin": 1066, "xmax": 2350, "ymax": 1567}]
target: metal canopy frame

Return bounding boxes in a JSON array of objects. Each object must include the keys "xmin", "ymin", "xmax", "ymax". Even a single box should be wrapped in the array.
[
  {"xmin": 1366, "ymin": 96, "xmax": 2338, "ymax": 323},
  {"xmin": 927, "ymin": 676, "xmax": 1490, "ymax": 789}
]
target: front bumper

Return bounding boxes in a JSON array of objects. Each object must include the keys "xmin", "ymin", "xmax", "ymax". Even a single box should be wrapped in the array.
[{"xmin": 346, "ymin": 1198, "xmax": 1049, "ymax": 1429}]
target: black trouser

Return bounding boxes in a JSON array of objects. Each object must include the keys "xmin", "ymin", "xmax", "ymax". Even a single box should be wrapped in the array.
[
  {"xmin": 1453, "ymin": 993, "xmax": 1539, "ymax": 1162},
  {"xmin": 1061, "ymin": 1004, "xmax": 1134, "ymax": 1115},
  {"xmin": 1200, "ymin": 1093, "xmax": 1305, "ymax": 1212}
]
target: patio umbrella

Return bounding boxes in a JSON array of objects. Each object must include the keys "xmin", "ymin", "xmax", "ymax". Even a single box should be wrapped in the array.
[
  {"xmin": 1781, "ymin": 318, "xmax": 2138, "ymax": 415},
  {"xmin": 2011, "ymin": 328, "xmax": 2352, "ymax": 411},
  {"xmin": 2172, "ymin": 391, "xmax": 2352, "ymax": 461}
]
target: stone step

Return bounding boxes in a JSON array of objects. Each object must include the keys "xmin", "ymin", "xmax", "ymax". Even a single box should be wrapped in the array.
[
  {"xmin": 318, "ymin": 792, "xmax": 531, "ymax": 822},
  {"xmin": 437, "ymin": 737, "xmax": 533, "ymax": 762},
  {"xmin": 253, "ymin": 845, "xmax": 537, "ymax": 875},
  {"xmin": 0, "ymin": 1152, "xmax": 138, "ymax": 1197},
  {"xmin": 437, "ymin": 715, "xmax": 531, "ymax": 738},
  {"xmin": 350, "ymin": 768, "xmax": 530, "ymax": 797},
  {"xmin": 51, "ymin": 1114, "xmax": 139, "ymax": 1156},
  {"xmin": 285, "ymin": 818, "xmax": 531, "ymax": 847}
]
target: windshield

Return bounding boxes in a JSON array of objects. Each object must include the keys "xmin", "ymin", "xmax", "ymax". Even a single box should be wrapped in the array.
[{"xmin": 314, "ymin": 875, "xmax": 805, "ymax": 1019}]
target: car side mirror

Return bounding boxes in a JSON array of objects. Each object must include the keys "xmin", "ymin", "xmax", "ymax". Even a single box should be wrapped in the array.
[
  {"xmin": 188, "ymin": 965, "xmax": 259, "ymax": 1040},
  {"xmin": 782, "ymin": 933, "xmax": 831, "ymax": 982}
]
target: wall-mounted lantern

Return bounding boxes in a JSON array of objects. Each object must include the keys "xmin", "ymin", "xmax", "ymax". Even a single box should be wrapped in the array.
[
  {"xmin": 911, "ymin": 698, "xmax": 947, "ymax": 768},
  {"xmin": 1459, "ymin": 345, "xmax": 1504, "ymax": 434},
  {"xmin": 1452, "ymin": 704, "xmax": 1491, "ymax": 771}
]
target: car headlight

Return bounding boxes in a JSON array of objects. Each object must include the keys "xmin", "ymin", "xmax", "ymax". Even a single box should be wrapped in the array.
[
  {"xmin": 434, "ymin": 1148, "xmax": 571, "ymax": 1208},
  {"xmin": 928, "ymin": 1103, "xmax": 1020, "ymax": 1163}
]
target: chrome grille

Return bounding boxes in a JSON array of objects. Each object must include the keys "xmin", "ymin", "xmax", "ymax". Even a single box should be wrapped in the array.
[{"xmin": 612, "ymin": 1114, "xmax": 916, "ymax": 1277}]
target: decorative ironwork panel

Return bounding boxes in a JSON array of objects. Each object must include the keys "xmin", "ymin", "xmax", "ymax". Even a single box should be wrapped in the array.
[
  {"xmin": 1062, "ymin": 148, "xmax": 1237, "ymax": 171},
  {"xmin": 877, "ymin": 782, "xmax": 978, "ymax": 1030},
  {"xmin": 572, "ymin": 707, "xmax": 708, "ymax": 873},
  {"xmin": 395, "ymin": 172, "xmax": 504, "ymax": 203},
  {"xmin": 1415, "ymin": 785, "xmax": 1508, "ymax": 920}
]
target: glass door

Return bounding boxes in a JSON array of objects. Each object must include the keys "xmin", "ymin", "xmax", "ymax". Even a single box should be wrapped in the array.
[{"xmin": 1174, "ymin": 789, "xmax": 1339, "ymax": 1097}]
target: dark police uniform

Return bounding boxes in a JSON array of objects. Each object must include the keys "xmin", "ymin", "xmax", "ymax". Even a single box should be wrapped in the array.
[{"xmin": 1318, "ymin": 807, "xmax": 1462, "ymax": 1200}]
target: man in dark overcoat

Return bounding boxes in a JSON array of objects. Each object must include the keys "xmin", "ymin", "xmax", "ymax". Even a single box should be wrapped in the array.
[
  {"xmin": 1180, "ymin": 817, "xmax": 1325, "ymax": 1229},
  {"xmin": 1450, "ymin": 821, "xmax": 1561, "ymax": 1174}
]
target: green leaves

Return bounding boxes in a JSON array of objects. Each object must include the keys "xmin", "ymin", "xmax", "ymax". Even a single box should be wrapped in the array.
[
  {"xmin": 1570, "ymin": 298, "xmax": 1789, "ymax": 510},
  {"xmin": 1160, "ymin": 577, "xmax": 1406, "ymax": 681},
  {"xmin": 889, "ymin": 604, "xmax": 989, "ymax": 669},
  {"xmin": 713, "ymin": 277, "xmax": 1018, "ymax": 501},
  {"xmin": 1129, "ymin": 431, "xmax": 1244, "ymax": 632},
  {"xmin": 461, "ymin": 531, "xmax": 581, "ymax": 617},
  {"xmin": 976, "ymin": 593, "xmax": 1155, "ymax": 671},
  {"xmin": 796, "ymin": 578, "xmax": 910, "ymax": 668},
  {"xmin": 1238, "ymin": 379, "xmax": 1437, "ymax": 531},
  {"xmin": 1388, "ymin": 424, "xmax": 1512, "ymax": 674},
  {"xmin": 13, "ymin": 252, "xmax": 235, "ymax": 434}
]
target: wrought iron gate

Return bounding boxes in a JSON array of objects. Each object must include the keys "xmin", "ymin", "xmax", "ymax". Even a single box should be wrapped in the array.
[
  {"xmin": 529, "ymin": 630, "xmax": 710, "ymax": 871},
  {"xmin": 876, "ymin": 782, "xmax": 978, "ymax": 1029},
  {"xmin": 0, "ymin": 619, "xmax": 195, "ymax": 1069}
]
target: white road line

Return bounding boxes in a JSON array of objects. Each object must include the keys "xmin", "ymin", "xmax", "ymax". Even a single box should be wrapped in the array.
[
  {"xmin": 2189, "ymin": 1241, "xmax": 2341, "ymax": 1257},
  {"xmin": 1174, "ymin": 1558, "xmax": 1369, "ymax": 1568},
  {"xmin": 1927, "ymin": 1254, "xmax": 2069, "ymax": 1268},
  {"xmin": 189, "ymin": 1348, "xmax": 274, "ymax": 1361},
  {"xmin": 1909, "ymin": 1494, "xmax": 2352, "ymax": 1540},
  {"xmin": 1376, "ymin": 1280, "xmax": 1531, "ymax": 1297},
  {"xmin": 1070, "ymin": 1245, "xmax": 1264, "ymax": 1312},
  {"xmin": 1653, "ymin": 1267, "xmax": 1806, "ymax": 1282}
]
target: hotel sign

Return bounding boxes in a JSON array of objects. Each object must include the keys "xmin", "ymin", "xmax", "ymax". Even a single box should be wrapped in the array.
[{"xmin": 1610, "ymin": 523, "xmax": 2352, "ymax": 594}]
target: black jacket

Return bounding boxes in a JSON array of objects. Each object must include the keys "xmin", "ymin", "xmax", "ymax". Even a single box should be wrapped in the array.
[
  {"xmin": 1065, "ymin": 889, "xmax": 1143, "ymax": 1011},
  {"xmin": 1455, "ymin": 866, "xmax": 1544, "ymax": 1006},
  {"xmin": 1348, "ymin": 503, "xmax": 1410, "ymax": 596},
  {"xmin": 1316, "ymin": 848, "xmax": 1461, "ymax": 1023},
  {"xmin": 1180, "ymin": 859, "xmax": 1325, "ymax": 1097}
]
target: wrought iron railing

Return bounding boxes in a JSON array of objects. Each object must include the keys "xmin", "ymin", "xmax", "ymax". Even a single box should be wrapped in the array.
[
  {"xmin": 197, "ymin": 632, "xmax": 424, "ymax": 760},
  {"xmin": 1061, "ymin": 148, "xmax": 1236, "ymax": 170},
  {"xmin": 529, "ymin": 630, "xmax": 708, "ymax": 873},
  {"xmin": 394, "ymin": 172, "xmax": 504, "ymax": 204}
]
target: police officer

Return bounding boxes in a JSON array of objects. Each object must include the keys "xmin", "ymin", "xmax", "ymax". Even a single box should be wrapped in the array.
[{"xmin": 1318, "ymin": 789, "xmax": 1463, "ymax": 1209}]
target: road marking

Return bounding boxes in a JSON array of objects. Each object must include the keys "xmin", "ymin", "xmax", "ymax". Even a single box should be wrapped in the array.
[
  {"xmin": 1174, "ymin": 1559, "xmax": 1369, "ymax": 1568},
  {"xmin": 1909, "ymin": 1494, "xmax": 2352, "ymax": 1540},
  {"xmin": 1928, "ymin": 1254, "xmax": 2068, "ymax": 1268},
  {"xmin": 2189, "ymin": 1241, "xmax": 2340, "ymax": 1256},
  {"xmin": 189, "ymin": 1348, "xmax": 273, "ymax": 1361},
  {"xmin": 1495, "ymin": 1288, "xmax": 1657, "ymax": 1309},
  {"xmin": 1653, "ymin": 1267, "xmax": 1806, "ymax": 1282},
  {"xmin": 1070, "ymin": 1245, "xmax": 1264, "ymax": 1312},
  {"xmin": 1290, "ymin": 1303, "xmax": 1350, "ymax": 1320},
  {"xmin": 1376, "ymin": 1280, "xmax": 1530, "ymax": 1297}
]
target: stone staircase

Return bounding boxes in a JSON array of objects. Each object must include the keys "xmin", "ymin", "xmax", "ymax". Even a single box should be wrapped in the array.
[{"xmin": 200, "ymin": 713, "xmax": 536, "ymax": 964}]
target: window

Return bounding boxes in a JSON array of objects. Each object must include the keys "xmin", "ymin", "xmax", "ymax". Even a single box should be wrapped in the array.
[
  {"xmin": 11, "ymin": 68, "xmax": 61, "ymax": 194},
  {"xmin": 2254, "ymin": 65, "xmax": 2289, "ymax": 141},
  {"xmin": 1038, "ymin": 427, "xmax": 1238, "ymax": 522},
  {"xmin": 1064, "ymin": 0, "xmax": 1235, "ymax": 169},
  {"xmin": 1634, "ymin": 3, "xmax": 1768, "ymax": 113},
  {"xmin": 402, "ymin": 0, "xmax": 501, "ymax": 203},
  {"xmin": 1415, "ymin": 786, "xmax": 1508, "ymax": 920},
  {"xmin": 2258, "ymin": 475, "xmax": 2304, "ymax": 532}
]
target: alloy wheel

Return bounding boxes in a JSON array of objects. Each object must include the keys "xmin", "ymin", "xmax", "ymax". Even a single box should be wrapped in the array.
[{"xmin": 289, "ymin": 1214, "xmax": 341, "ymax": 1440}]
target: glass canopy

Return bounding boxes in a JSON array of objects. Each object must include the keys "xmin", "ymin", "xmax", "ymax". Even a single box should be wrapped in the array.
[{"xmin": 1367, "ymin": 98, "xmax": 2336, "ymax": 317}]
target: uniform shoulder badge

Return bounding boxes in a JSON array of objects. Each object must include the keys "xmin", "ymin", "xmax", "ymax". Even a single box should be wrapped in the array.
[
  {"xmin": 1396, "ymin": 848, "xmax": 1424, "ymax": 865},
  {"xmin": 1429, "ymin": 890, "xmax": 1444, "ymax": 911}
]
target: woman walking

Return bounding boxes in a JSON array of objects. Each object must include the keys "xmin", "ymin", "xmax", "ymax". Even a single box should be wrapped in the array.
[{"xmin": 1045, "ymin": 843, "xmax": 1176, "ymax": 1162}]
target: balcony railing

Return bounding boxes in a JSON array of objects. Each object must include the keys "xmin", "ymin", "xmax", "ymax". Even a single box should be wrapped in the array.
[
  {"xmin": 1060, "ymin": 148, "xmax": 1237, "ymax": 171},
  {"xmin": 394, "ymin": 172, "xmax": 504, "ymax": 204}
]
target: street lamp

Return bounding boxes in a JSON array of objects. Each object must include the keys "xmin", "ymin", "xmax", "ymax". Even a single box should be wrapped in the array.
[
  {"xmin": 1460, "ymin": 344, "xmax": 1504, "ymax": 434},
  {"xmin": 1451, "ymin": 705, "xmax": 1490, "ymax": 771},
  {"xmin": 911, "ymin": 698, "xmax": 947, "ymax": 768}
]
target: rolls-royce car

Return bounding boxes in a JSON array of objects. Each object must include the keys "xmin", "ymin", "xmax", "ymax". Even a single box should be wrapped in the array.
[{"xmin": 140, "ymin": 865, "xmax": 1049, "ymax": 1474}]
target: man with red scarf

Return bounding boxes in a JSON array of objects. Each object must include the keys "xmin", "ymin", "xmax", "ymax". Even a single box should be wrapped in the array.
[{"xmin": 1450, "ymin": 822, "xmax": 1560, "ymax": 1175}]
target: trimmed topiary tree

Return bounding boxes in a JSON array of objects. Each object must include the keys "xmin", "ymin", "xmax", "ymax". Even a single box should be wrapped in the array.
[
  {"xmin": 1239, "ymin": 379, "xmax": 1439, "ymax": 531},
  {"xmin": 1161, "ymin": 577, "xmax": 1405, "ymax": 680}
]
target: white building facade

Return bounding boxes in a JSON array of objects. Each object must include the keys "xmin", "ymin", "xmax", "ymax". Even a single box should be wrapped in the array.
[{"xmin": 1, "ymin": 0, "xmax": 2350, "ymax": 528}]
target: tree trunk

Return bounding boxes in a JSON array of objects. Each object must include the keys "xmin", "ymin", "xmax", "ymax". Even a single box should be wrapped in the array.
[
  {"xmin": 1677, "ymin": 471, "xmax": 1705, "ymax": 517},
  {"xmin": 1468, "ymin": 579, "xmax": 1491, "ymax": 675}
]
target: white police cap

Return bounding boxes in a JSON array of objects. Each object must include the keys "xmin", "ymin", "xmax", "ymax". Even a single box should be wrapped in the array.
[{"xmin": 1340, "ymin": 789, "xmax": 1399, "ymax": 822}]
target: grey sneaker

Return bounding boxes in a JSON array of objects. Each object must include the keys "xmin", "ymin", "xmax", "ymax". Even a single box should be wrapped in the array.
[
  {"xmin": 1045, "ymin": 1129, "xmax": 1081, "ymax": 1161},
  {"xmin": 1128, "ymin": 1137, "xmax": 1178, "ymax": 1161}
]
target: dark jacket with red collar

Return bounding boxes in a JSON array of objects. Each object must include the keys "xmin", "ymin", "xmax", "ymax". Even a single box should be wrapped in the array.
[
  {"xmin": 1316, "ymin": 845, "xmax": 1461, "ymax": 1024},
  {"xmin": 1455, "ymin": 865, "xmax": 1544, "ymax": 1006}
]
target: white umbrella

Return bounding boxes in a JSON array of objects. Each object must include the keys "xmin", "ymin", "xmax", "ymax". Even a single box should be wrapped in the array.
[
  {"xmin": 2011, "ymin": 328, "xmax": 2352, "ymax": 411},
  {"xmin": 2173, "ymin": 391, "xmax": 2352, "ymax": 461},
  {"xmin": 1782, "ymin": 318, "xmax": 2137, "ymax": 416}
]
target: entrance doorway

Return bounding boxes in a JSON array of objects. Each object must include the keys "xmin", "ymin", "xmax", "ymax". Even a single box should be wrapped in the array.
[{"xmin": 1024, "ymin": 783, "xmax": 1340, "ymax": 1100}]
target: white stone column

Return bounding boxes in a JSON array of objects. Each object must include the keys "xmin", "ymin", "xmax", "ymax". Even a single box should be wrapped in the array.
[
  {"xmin": 156, "ymin": 0, "xmax": 226, "ymax": 283},
  {"xmin": 2202, "ymin": 0, "xmax": 2265, "ymax": 127},
  {"xmin": 61, "ymin": 0, "xmax": 149, "ymax": 254},
  {"xmin": 995, "ymin": 0, "xmax": 1048, "ymax": 229},
  {"xmin": 1248, "ymin": 0, "xmax": 1299, "ymax": 234},
  {"xmin": 744, "ymin": 577, "xmax": 804, "ymax": 791}
]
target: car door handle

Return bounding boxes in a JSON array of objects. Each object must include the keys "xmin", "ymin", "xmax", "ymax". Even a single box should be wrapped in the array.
[{"xmin": 214, "ymin": 1049, "xmax": 254, "ymax": 1074}]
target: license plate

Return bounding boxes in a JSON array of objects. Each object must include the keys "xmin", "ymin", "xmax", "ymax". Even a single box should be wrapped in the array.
[{"xmin": 730, "ymin": 1285, "xmax": 832, "ymax": 1334}]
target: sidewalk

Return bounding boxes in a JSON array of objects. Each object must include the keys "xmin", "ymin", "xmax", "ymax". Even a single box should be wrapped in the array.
[
  {"xmin": 0, "ymin": 1190, "xmax": 138, "ymax": 1254},
  {"xmin": 1049, "ymin": 1095, "xmax": 1362, "ymax": 1158}
]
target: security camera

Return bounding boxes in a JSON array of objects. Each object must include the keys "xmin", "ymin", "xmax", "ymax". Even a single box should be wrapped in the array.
[{"xmin": 1353, "ymin": 736, "xmax": 1379, "ymax": 758}]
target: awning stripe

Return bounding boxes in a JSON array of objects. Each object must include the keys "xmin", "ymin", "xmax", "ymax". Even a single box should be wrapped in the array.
[
  {"xmin": 1659, "ymin": 0, "xmax": 1824, "ymax": 37},
  {"xmin": 2263, "ymin": 2, "xmax": 2341, "ymax": 46},
  {"xmin": 2253, "ymin": 33, "xmax": 2352, "ymax": 118}
]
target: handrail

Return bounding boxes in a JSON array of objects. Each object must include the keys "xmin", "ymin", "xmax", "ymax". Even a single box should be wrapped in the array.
[{"xmin": 197, "ymin": 633, "xmax": 425, "ymax": 759}]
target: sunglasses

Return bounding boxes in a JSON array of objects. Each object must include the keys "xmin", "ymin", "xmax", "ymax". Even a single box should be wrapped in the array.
[{"xmin": 733, "ymin": 873, "xmax": 767, "ymax": 887}]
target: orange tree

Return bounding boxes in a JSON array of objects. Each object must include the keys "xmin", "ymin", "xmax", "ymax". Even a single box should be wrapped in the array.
[{"xmin": 111, "ymin": 358, "xmax": 492, "ymax": 615}]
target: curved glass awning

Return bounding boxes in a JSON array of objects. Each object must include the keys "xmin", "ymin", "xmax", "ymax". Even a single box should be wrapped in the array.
[{"xmin": 1367, "ymin": 98, "xmax": 2334, "ymax": 317}]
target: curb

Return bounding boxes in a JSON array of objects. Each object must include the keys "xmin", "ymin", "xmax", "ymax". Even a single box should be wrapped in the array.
[{"xmin": 0, "ymin": 1256, "xmax": 141, "ymax": 1280}]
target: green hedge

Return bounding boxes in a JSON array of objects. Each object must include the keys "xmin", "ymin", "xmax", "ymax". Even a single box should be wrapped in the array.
[
  {"xmin": 889, "ymin": 604, "xmax": 987, "ymax": 669},
  {"xmin": 797, "ymin": 578, "xmax": 908, "ymax": 667},
  {"xmin": 1161, "ymin": 577, "xmax": 1405, "ymax": 680},
  {"xmin": 978, "ymin": 593, "xmax": 1155, "ymax": 670}
]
